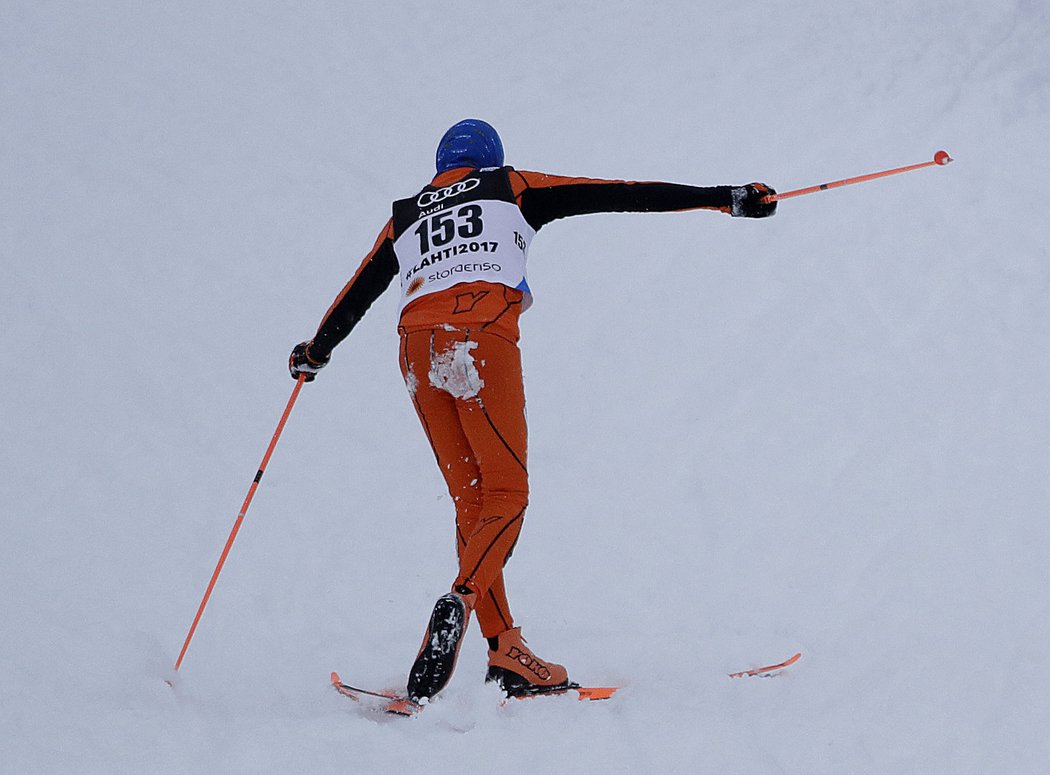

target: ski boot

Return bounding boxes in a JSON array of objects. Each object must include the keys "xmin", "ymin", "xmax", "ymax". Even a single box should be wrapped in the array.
[
  {"xmin": 406, "ymin": 589, "xmax": 475, "ymax": 703},
  {"xmin": 485, "ymin": 627, "xmax": 571, "ymax": 698}
]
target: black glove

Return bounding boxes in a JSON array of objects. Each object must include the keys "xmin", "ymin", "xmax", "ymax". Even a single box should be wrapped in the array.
[
  {"xmin": 730, "ymin": 182, "xmax": 778, "ymax": 218},
  {"xmin": 289, "ymin": 341, "xmax": 330, "ymax": 382}
]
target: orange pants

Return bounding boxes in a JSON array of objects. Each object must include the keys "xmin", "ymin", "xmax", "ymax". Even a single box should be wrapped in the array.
[{"xmin": 398, "ymin": 317, "xmax": 528, "ymax": 639}]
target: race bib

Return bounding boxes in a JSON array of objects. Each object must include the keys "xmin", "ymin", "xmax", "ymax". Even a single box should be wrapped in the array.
[{"xmin": 393, "ymin": 198, "xmax": 535, "ymax": 312}]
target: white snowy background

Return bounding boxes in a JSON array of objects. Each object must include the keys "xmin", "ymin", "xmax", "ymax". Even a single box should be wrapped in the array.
[{"xmin": 3, "ymin": 1, "xmax": 1048, "ymax": 772}]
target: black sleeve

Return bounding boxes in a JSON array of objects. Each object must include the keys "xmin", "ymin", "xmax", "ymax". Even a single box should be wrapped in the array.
[
  {"xmin": 515, "ymin": 175, "xmax": 735, "ymax": 231},
  {"xmin": 310, "ymin": 237, "xmax": 398, "ymax": 358}
]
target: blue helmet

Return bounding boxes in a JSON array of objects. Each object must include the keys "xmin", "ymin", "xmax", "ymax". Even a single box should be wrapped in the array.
[{"xmin": 435, "ymin": 119, "xmax": 504, "ymax": 173}]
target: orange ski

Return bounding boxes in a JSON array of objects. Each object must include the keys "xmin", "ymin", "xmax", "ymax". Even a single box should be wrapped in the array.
[
  {"xmin": 501, "ymin": 684, "xmax": 619, "ymax": 705},
  {"xmin": 729, "ymin": 652, "xmax": 802, "ymax": 678},
  {"xmin": 573, "ymin": 686, "xmax": 618, "ymax": 701},
  {"xmin": 331, "ymin": 672, "xmax": 426, "ymax": 716},
  {"xmin": 331, "ymin": 672, "xmax": 413, "ymax": 702},
  {"xmin": 331, "ymin": 671, "xmax": 616, "ymax": 715}
]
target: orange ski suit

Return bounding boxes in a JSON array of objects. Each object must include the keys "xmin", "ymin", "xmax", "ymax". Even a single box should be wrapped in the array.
[
  {"xmin": 308, "ymin": 166, "xmax": 737, "ymax": 639},
  {"xmin": 398, "ymin": 283, "xmax": 529, "ymax": 636}
]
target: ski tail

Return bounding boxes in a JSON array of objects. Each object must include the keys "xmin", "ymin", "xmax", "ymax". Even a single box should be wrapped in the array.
[
  {"xmin": 330, "ymin": 672, "xmax": 424, "ymax": 715},
  {"xmin": 330, "ymin": 672, "xmax": 402, "ymax": 702},
  {"xmin": 503, "ymin": 682, "xmax": 619, "ymax": 702},
  {"xmin": 574, "ymin": 685, "xmax": 617, "ymax": 700}
]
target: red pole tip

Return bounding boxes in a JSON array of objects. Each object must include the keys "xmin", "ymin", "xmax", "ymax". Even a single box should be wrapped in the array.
[{"xmin": 934, "ymin": 150, "xmax": 952, "ymax": 165}]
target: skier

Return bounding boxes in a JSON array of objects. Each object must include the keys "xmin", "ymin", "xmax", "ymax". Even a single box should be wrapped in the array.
[{"xmin": 290, "ymin": 118, "xmax": 777, "ymax": 705}]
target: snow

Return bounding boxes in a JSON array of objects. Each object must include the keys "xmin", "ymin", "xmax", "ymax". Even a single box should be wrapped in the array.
[
  {"xmin": 428, "ymin": 339, "xmax": 484, "ymax": 400},
  {"xmin": 2, "ymin": 1, "xmax": 1048, "ymax": 772}
]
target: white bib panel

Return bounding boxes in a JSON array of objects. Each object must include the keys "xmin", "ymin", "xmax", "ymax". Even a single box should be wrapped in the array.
[{"xmin": 394, "ymin": 199, "xmax": 535, "ymax": 313}]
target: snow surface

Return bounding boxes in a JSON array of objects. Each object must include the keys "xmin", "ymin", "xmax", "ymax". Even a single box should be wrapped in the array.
[{"xmin": 2, "ymin": 1, "xmax": 1049, "ymax": 773}]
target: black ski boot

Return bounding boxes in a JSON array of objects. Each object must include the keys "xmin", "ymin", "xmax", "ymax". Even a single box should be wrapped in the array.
[{"xmin": 406, "ymin": 590, "xmax": 474, "ymax": 703}]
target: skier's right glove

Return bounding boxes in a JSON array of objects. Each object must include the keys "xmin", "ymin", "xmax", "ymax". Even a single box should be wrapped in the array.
[
  {"xmin": 730, "ymin": 183, "xmax": 778, "ymax": 218},
  {"xmin": 289, "ymin": 341, "xmax": 330, "ymax": 382}
]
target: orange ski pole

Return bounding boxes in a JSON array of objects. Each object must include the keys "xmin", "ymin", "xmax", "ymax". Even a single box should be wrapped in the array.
[
  {"xmin": 766, "ymin": 150, "xmax": 953, "ymax": 202},
  {"xmin": 172, "ymin": 374, "xmax": 307, "ymax": 674}
]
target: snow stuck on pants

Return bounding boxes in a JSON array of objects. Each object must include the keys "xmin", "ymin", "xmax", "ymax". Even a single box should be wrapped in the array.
[
  {"xmin": 429, "ymin": 340, "xmax": 484, "ymax": 400},
  {"xmin": 403, "ymin": 367, "xmax": 419, "ymax": 398}
]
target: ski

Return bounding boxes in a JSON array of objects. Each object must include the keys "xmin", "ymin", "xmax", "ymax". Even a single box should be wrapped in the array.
[
  {"xmin": 728, "ymin": 651, "xmax": 802, "ymax": 678},
  {"xmin": 501, "ymin": 683, "xmax": 618, "ymax": 703},
  {"xmin": 330, "ymin": 671, "xmax": 617, "ymax": 715},
  {"xmin": 332, "ymin": 651, "xmax": 798, "ymax": 715},
  {"xmin": 330, "ymin": 672, "xmax": 404, "ymax": 702},
  {"xmin": 330, "ymin": 672, "xmax": 424, "ymax": 715}
]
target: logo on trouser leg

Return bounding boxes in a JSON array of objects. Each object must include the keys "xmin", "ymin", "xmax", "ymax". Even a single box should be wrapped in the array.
[
  {"xmin": 453, "ymin": 289, "xmax": 489, "ymax": 313},
  {"xmin": 506, "ymin": 646, "xmax": 551, "ymax": 680}
]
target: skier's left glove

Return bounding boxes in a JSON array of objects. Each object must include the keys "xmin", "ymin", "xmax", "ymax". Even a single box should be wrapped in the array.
[
  {"xmin": 730, "ymin": 183, "xmax": 778, "ymax": 218},
  {"xmin": 289, "ymin": 341, "xmax": 330, "ymax": 382}
]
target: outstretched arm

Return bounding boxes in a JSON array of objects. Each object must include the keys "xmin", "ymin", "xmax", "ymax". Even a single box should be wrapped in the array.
[{"xmin": 509, "ymin": 170, "xmax": 775, "ymax": 230}]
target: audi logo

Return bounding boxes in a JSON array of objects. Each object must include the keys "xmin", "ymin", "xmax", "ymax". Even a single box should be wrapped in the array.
[{"xmin": 417, "ymin": 178, "xmax": 481, "ymax": 207}]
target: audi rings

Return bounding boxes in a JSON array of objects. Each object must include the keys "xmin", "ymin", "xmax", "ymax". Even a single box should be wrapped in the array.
[{"xmin": 417, "ymin": 178, "xmax": 481, "ymax": 208}]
